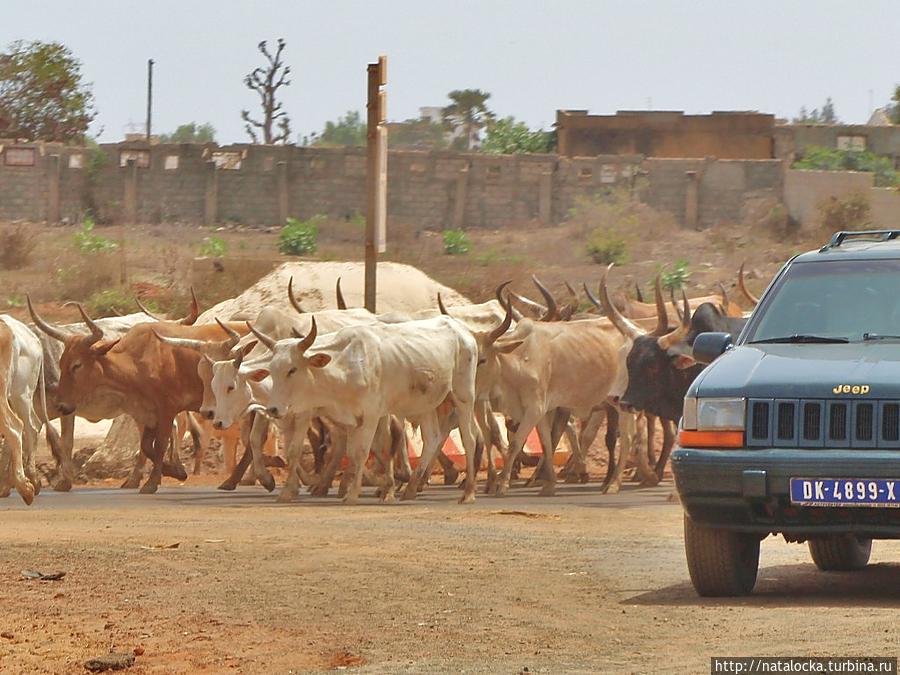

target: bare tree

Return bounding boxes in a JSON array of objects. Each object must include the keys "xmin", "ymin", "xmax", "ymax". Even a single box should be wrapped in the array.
[{"xmin": 240, "ymin": 39, "xmax": 292, "ymax": 144}]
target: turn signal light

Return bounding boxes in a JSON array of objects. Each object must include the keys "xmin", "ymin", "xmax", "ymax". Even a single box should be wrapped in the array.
[{"xmin": 678, "ymin": 430, "xmax": 744, "ymax": 448}]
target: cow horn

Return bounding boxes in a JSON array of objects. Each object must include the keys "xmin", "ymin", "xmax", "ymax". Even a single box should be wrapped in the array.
[
  {"xmin": 151, "ymin": 330, "xmax": 215, "ymax": 354},
  {"xmin": 288, "ymin": 277, "xmax": 305, "ymax": 314},
  {"xmin": 214, "ymin": 318, "xmax": 241, "ymax": 349},
  {"xmin": 180, "ymin": 288, "xmax": 200, "ymax": 326},
  {"xmin": 508, "ymin": 290, "xmax": 545, "ymax": 318},
  {"xmin": 437, "ymin": 292, "xmax": 450, "ymax": 315},
  {"xmin": 27, "ymin": 296, "xmax": 70, "ymax": 343},
  {"xmin": 634, "ymin": 281, "xmax": 645, "ymax": 304},
  {"xmin": 559, "ymin": 304, "xmax": 576, "ymax": 321},
  {"xmin": 652, "ymin": 276, "xmax": 669, "ymax": 336},
  {"xmin": 233, "ymin": 340, "xmax": 257, "ymax": 369},
  {"xmin": 493, "ymin": 281, "xmax": 522, "ymax": 321},
  {"xmin": 487, "ymin": 298, "xmax": 514, "ymax": 345},
  {"xmin": 75, "ymin": 303, "xmax": 103, "ymax": 345},
  {"xmin": 296, "ymin": 316, "xmax": 317, "ymax": 353},
  {"xmin": 563, "ymin": 281, "xmax": 578, "ymax": 303},
  {"xmin": 669, "ymin": 286, "xmax": 684, "ymax": 322},
  {"xmin": 494, "ymin": 281, "xmax": 513, "ymax": 307},
  {"xmin": 586, "ymin": 264, "xmax": 644, "ymax": 341},
  {"xmin": 717, "ymin": 283, "xmax": 729, "ymax": 315},
  {"xmin": 135, "ymin": 296, "xmax": 166, "ymax": 321},
  {"xmin": 245, "ymin": 321, "xmax": 277, "ymax": 351},
  {"xmin": 531, "ymin": 275, "xmax": 558, "ymax": 321},
  {"xmin": 738, "ymin": 263, "xmax": 759, "ymax": 307},
  {"xmin": 657, "ymin": 289, "xmax": 692, "ymax": 351},
  {"xmin": 335, "ymin": 277, "xmax": 347, "ymax": 310}
]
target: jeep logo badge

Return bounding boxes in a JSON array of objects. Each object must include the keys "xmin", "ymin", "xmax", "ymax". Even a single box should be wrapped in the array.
[{"xmin": 833, "ymin": 384, "xmax": 870, "ymax": 395}]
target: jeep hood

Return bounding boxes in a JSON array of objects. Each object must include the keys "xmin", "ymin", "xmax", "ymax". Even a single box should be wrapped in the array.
[{"xmin": 692, "ymin": 343, "xmax": 900, "ymax": 399}]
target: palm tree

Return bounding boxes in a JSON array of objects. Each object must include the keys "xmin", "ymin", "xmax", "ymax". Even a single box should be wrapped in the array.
[{"xmin": 442, "ymin": 89, "xmax": 494, "ymax": 150}]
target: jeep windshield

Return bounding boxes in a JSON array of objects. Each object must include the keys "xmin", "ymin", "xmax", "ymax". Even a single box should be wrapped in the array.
[{"xmin": 745, "ymin": 259, "xmax": 900, "ymax": 344}]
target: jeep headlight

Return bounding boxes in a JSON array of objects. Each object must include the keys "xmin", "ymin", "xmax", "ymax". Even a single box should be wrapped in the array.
[{"xmin": 683, "ymin": 397, "xmax": 745, "ymax": 431}]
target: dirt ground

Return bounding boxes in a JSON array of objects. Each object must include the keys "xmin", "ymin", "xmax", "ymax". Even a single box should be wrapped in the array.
[{"xmin": 2, "ymin": 483, "xmax": 899, "ymax": 674}]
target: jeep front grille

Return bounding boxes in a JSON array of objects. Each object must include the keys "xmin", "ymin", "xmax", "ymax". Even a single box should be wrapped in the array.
[{"xmin": 747, "ymin": 398, "xmax": 900, "ymax": 449}]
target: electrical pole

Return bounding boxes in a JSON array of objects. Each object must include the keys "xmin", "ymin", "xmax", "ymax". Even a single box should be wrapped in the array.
[
  {"xmin": 364, "ymin": 55, "xmax": 387, "ymax": 313},
  {"xmin": 146, "ymin": 59, "xmax": 154, "ymax": 142}
]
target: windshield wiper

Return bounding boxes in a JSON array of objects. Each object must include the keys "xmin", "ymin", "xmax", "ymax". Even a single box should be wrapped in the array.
[
  {"xmin": 749, "ymin": 334, "xmax": 849, "ymax": 344},
  {"xmin": 863, "ymin": 333, "xmax": 900, "ymax": 341}
]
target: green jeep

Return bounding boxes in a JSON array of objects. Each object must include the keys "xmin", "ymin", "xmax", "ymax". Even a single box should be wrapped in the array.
[{"xmin": 674, "ymin": 230, "xmax": 900, "ymax": 596}]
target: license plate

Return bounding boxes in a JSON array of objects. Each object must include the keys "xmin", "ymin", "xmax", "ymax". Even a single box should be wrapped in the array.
[{"xmin": 790, "ymin": 478, "xmax": 900, "ymax": 508}]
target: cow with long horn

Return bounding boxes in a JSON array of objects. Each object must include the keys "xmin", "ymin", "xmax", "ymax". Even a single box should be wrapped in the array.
[
  {"xmin": 335, "ymin": 277, "xmax": 348, "ymax": 310},
  {"xmin": 135, "ymin": 288, "xmax": 200, "ymax": 325},
  {"xmin": 531, "ymin": 275, "xmax": 559, "ymax": 321},
  {"xmin": 738, "ymin": 262, "xmax": 760, "ymax": 308}
]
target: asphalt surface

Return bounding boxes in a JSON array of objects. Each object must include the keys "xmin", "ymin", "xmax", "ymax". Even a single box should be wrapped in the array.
[{"xmin": 0, "ymin": 480, "xmax": 678, "ymax": 512}]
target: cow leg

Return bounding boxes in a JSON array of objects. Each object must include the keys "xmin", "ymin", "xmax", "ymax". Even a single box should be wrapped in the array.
[
  {"xmin": 436, "ymin": 450, "xmax": 459, "ymax": 486},
  {"xmin": 402, "ymin": 412, "xmax": 447, "ymax": 501},
  {"xmin": 646, "ymin": 414, "xmax": 658, "ymax": 468},
  {"xmin": 495, "ymin": 408, "xmax": 542, "ymax": 496},
  {"xmin": 371, "ymin": 416, "xmax": 396, "ymax": 503},
  {"xmin": 600, "ymin": 405, "xmax": 618, "ymax": 489},
  {"xmin": 121, "ymin": 449, "xmax": 146, "ymax": 489},
  {"xmin": 277, "ymin": 413, "xmax": 315, "ymax": 503},
  {"xmin": 241, "ymin": 412, "xmax": 274, "ymax": 492},
  {"xmin": 391, "ymin": 416, "xmax": 412, "ymax": 484},
  {"xmin": 21, "ymin": 403, "xmax": 42, "ymax": 497},
  {"xmin": 475, "ymin": 402, "xmax": 500, "ymax": 493},
  {"xmin": 4, "ymin": 397, "xmax": 35, "ymax": 504},
  {"xmin": 535, "ymin": 415, "xmax": 559, "ymax": 497},
  {"xmin": 343, "ymin": 421, "xmax": 378, "ymax": 505},
  {"xmin": 218, "ymin": 440, "xmax": 252, "ymax": 491},
  {"xmin": 50, "ymin": 414, "xmax": 76, "ymax": 491},
  {"xmin": 138, "ymin": 425, "xmax": 165, "ymax": 495},
  {"xmin": 628, "ymin": 413, "xmax": 655, "ymax": 486},
  {"xmin": 452, "ymin": 400, "xmax": 480, "ymax": 504},
  {"xmin": 655, "ymin": 420, "xmax": 676, "ymax": 482},
  {"xmin": 188, "ymin": 413, "xmax": 207, "ymax": 475},
  {"xmin": 312, "ymin": 429, "xmax": 346, "ymax": 497},
  {"xmin": 312, "ymin": 418, "xmax": 328, "ymax": 474},
  {"xmin": 602, "ymin": 411, "xmax": 631, "ymax": 494},
  {"xmin": 0, "ymin": 442, "xmax": 10, "ymax": 498}
]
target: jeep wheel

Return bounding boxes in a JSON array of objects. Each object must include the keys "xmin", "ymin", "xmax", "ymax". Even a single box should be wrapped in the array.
[
  {"xmin": 808, "ymin": 535, "xmax": 871, "ymax": 571},
  {"xmin": 683, "ymin": 514, "xmax": 760, "ymax": 597}
]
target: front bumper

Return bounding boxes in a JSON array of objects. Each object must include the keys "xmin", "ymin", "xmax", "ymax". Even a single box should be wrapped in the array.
[{"xmin": 672, "ymin": 447, "xmax": 900, "ymax": 538}]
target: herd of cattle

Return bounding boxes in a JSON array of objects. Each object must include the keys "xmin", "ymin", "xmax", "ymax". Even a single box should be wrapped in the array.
[{"xmin": 0, "ymin": 265, "xmax": 763, "ymax": 506}]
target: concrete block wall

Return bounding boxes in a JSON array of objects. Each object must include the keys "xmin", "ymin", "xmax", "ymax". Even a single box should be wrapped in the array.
[{"xmin": 784, "ymin": 169, "xmax": 875, "ymax": 229}]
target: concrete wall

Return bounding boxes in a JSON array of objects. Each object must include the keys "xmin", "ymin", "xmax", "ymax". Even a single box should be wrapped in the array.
[
  {"xmin": 557, "ymin": 110, "xmax": 775, "ymax": 159},
  {"xmin": 776, "ymin": 124, "xmax": 900, "ymax": 166},
  {"xmin": 0, "ymin": 140, "xmax": 785, "ymax": 229},
  {"xmin": 870, "ymin": 188, "xmax": 900, "ymax": 228},
  {"xmin": 784, "ymin": 169, "xmax": 875, "ymax": 228}
]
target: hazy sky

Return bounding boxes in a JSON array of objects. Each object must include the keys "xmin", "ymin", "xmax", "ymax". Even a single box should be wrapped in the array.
[{"xmin": 4, "ymin": 1, "xmax": 899, "ymax": 143}]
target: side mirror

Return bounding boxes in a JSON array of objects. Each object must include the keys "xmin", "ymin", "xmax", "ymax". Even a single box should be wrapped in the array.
[{"xmin": 692, "ymin": 332, "xmax": 733, "ymax": 365}]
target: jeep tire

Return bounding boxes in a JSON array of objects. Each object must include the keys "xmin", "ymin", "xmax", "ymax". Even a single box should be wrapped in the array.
[
  {"xmin": 808, "ymin": 535, "xmax": 872, "ymax": 571},
  {"xmin": 683, "ymin": 514, "xmax": 760, "ymax": 596}
]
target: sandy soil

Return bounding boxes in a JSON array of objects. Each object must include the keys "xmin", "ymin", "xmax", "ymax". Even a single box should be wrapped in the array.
[{"xmin": 2, "ymin": 483, "xmax": 899, "ymax": 674}]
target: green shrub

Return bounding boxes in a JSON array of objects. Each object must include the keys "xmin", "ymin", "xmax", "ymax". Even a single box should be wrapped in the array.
[
  {"xmin": 73, "ymin": 215, "xmax": 118, "ymax": 254},
  {"xmin": 198, "ymin": 236, "xmax": 228, "ymax": 258},
  {"xmin": 442, "ymin": 229, "xmax": 471, "ymax": 255},
  {"xmin": 586, "ymin": 228, "xmax": 627, "ymax": 264},
  {"xmin": 279, "ymin": 215, "xmax": 322, "ymax": 255},
  {"xmin": 85, "ymin": 288, "xmax": 140, "ymax": 318},
  {"xmin": 793, "ymin": 146, "xmax": 900, "ymax": 187},
  {"xmin": 819, "ymin": 192, "xmax": 871, "ymax": 232},
  {"xmin": 661, "ymin": 260, "xmax": 691, "ymax": 290}
]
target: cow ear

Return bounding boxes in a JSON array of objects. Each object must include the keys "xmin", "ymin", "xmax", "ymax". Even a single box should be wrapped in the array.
[
  {"xmin": 672, "ymin": 354, "xmax": 696, "ymax": 370},
  {"xmin": 496, "ymin": 339, "xmax": 524, "ymax": 354},
  {"xmin": 91, "ymin": 338, "xmax": 121, "ymax": 356},
  {"xmin": 307, "ymin": 353, "xmax": 332, "ymax": 368},
  {"xmin": 248, "ymin": 368, "xmax": 269, "ymax": 382}
]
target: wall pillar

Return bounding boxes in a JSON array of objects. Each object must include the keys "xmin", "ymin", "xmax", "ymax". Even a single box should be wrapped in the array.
[
  {"xmin": 277, "ymin": 160, "xmax": 289, "ymax": 224},
  {"xmin": 47, "ymin": 154, "xmax": 61, "ymax": 223},
  {"xmin": 452, "ymin": 165, "xmax": 469, "ymax": 229},
  {"xmin": 538, "ymin": 169, "xmax": 553, "ymax": 225},
  {"xmin": 685, "ymin": 170, "xmax": 699, "ymax": 229},
  {"xmin": 204, "ymin": 161, "xmax": 218, "ymax": 226},
  {"xmin": 123, "ymin": 159, "xmax": 138, "ymax": 224}
]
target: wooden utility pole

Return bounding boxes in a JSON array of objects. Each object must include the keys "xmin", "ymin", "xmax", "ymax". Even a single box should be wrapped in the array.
[
  {"xmin": 146, "ymin": 59, "xmax": 154, "ymax": 142},
  {"xmin": 365, "ymin": 56, "xmax": 387, "ymax": 313}
]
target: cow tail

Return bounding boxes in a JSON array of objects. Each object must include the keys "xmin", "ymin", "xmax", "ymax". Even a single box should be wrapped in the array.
[{"xmin": 37, "ymin": 360, "xmax": 64, "ymax": 463}]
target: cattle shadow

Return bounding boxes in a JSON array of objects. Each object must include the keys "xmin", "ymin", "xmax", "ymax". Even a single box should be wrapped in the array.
[{"xmin": 624, "ymin": 562, "xmax": 900, "ymax": 608}]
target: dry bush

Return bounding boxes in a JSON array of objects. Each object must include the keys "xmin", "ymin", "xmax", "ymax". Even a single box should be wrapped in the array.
[
  {"xmin": 0, "ymin": 224, "xmax": 37, "ymax": 270},
  {"xmin": 819, "ymin": 192, "xmax": 871, "ymax": 232},
  {"xmin": 54, "ymin": 250, "xmax": 119, "ymax": 302}
]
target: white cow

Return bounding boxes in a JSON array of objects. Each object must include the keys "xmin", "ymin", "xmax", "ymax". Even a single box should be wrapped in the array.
[
  {"xmin": 0, "ymin": 314, "xmax": 51, "ymax": 504},
  {"xmin": 256, "ymin": 315, "xmax": 482, "ymax": 504}
]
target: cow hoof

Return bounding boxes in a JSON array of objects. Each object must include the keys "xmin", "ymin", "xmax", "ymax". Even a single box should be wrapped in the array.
[
  {"xmin": 443, "ymin": 468, "xmax": 460, "ymax": 485},
  {"xmin": 120, "ymin": 476, "xmax": 141, "ymax": 489},
  {"xmin": 260, "ymin": 473, "xmax": 276, "ymax": 493},
  {"xmin": 52, "ymin": 477, "xmax": 73, "ymax": 492},
  {"xmin": 276, "ymin": 490, "xmax": 295, "ymax": 504},
  {"xmin": 563, "ymin": 473, "xmax": 580, "ymax": 484},
  {"xmin": 380, "ymin": 491, "xmax": 396, "ymax": 504},
  {"xmin": 17, "ymin": 481, "xmax": 35, "ymax": 505},
  {"xmin": 393, "ymin": 469, "xmax": 411, "ymax": 484},
  {"xmin": 493, "ymin": 482, "xmax": 509, "ymax": 497},
  {"xmin": 458, "ymin": 492, "xmax": 476, "ymax": 504},
  {"xmin": 310, "ymin": 483, "xmax": 330, "ymax": 497},
  {"xmin": 539, "ymin": 483, "xmax": 556, "ymax": 497},
  {"xmin": 640, "ymin": 475, "xmax": 661, "ymax": 488},
  {"xmin": 238, "ymin": 476, "xmax": 256, "ymax": 486},
  {"xmin": 139, "ymin": 481, "xmax": 159, "ymax": 495},
  {"xmin": 162, "ymin": 462, "xmax": 188, "ymax": 481},
  {"xmin": 0, "ymin": 485, "xmax": 11, "ymax": 498},
  {"xmin": 603, "ymin": 482, "xmax": 620, "ymax": 495},
  {"xmin": 30, "ymin": 479, "xmax": 41, "ymax": 497},
  {"xmin": 342, "ymin": 494, "xmax": 360, "ymax": 506},
  {"xmin": 579, "ymin": 472, "xmax": 590, "ymax": 484},
  {"xmin": 217, "ymin": 480, "xmax": 237, "ymax": 491}
]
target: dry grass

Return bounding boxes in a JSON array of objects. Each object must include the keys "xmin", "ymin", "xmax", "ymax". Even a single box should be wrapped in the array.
[{"xmin": 0, "ymin": 224, "xmax": 37, "ymax": 270}]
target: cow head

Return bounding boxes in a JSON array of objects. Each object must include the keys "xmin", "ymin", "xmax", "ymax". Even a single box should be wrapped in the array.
[
  {"xmin": 470, "ymin": 287, "xmax": 530, "ymax": 399},
  {"xmin": 248, "ymin": 318, "xmax": 326, "ymax": 419},
  {"xmin": 207, "ymin": 341, "xmax": 260, "ymax": 429},
  {"xmin": 29, "ymin": 300, "xmax": 122, "ymax": 416}
]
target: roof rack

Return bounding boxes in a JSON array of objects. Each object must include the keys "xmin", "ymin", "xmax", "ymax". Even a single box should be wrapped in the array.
[{"xmin": 820, "ymin": 230, "xmax": 900, "ymax": 251}]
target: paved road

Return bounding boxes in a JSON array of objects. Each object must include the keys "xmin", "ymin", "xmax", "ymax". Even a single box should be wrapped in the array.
[{"xmin": 0, "ymin": 480, "xmax": 678, "ymax": 512}]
